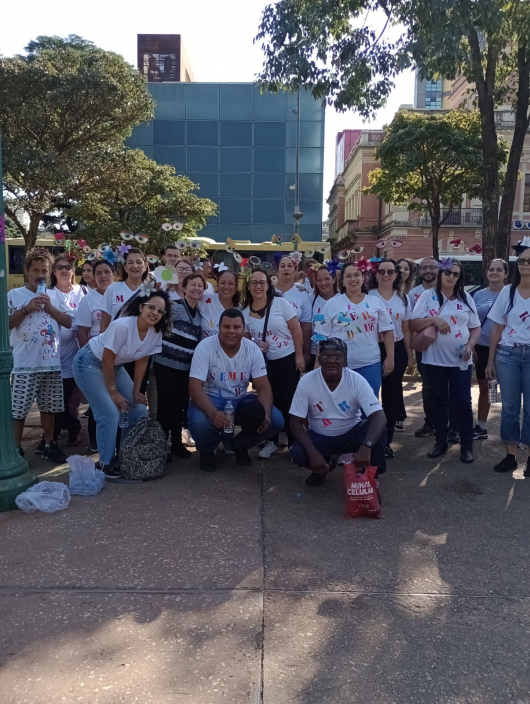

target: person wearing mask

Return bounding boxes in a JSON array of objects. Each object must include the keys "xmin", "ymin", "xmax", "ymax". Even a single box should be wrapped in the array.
[
  {"xmin": 275, "ymin": 256, "xmax": 313, "ymax": 367},
  {"xmin": 154, "ymin": 272, "xmax": 204, "ymax": 460},
  {"xmin": 189, "ymin": 309, "xmax": 284, "ymax": 471},
  {"xmin": 320, "ymin": 261, "xmax": 394, "ymax": 396},
  {"xmin": 289, "ymin": 338, "xmax": 387, "ymax": 487},
  {"xmin": 199, "ymin": 269, "xmax": 241, "ymax": 338},
  {"xmin": 49, "ymin": 255, "xmax": 87, "ymax": 449},
  {"xmin": 310, "ymin": 265, "xmax": 339, "ymax": 369},
  {"xmin": 411, "ymin": 259, "xmax": 481, "ymax": 463},
  {"xmin": 73, "ymin": 290, "xmax": 170, "ymax": 478},
  {"xmin": 100, "ymin": 248, "xmax": 149, "ymax": 331},
  {"xmin": 80, "ymin": 261, "xmax": 97, "ymax": 290},
  {"xmin": 8, "ymin": 249, "xmax": 73, "ymax": 463},
  {"xmin": 242, "ymin": 267, "xmax": 305, "ymax": 458},
  {"xmin": 471, "ymin": 259, "xmax": 508, "ymax": 440},
  {"xmin": 486, "ymin": 241, "xmax": 530, "ymax": 475},
  {"xmin": 368, "ymin": 259, "xmax": 413, "ymax": 458},
  {"xmin": 76, "ymin": 260, "xmax": 116, "ymax": 452}
]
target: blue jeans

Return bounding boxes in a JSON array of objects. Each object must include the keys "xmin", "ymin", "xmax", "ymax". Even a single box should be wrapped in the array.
[
  {"xmin": 351, "ymin": 361, "xmax": 382, "ymax": 397},
  {"xmin": 188, "ymin": 393, "xmax": 284, "ymax": 454},
  {"xmin": 495, "ymin": 345, "xmax": 530, "ymax": 445},
  {"xmin": 73, "ymin": 346, "xmax": 147, "ymax": 465},
  {"xmin": 423, "ymin": 364, "xmax": 473, "ymax": 447}
]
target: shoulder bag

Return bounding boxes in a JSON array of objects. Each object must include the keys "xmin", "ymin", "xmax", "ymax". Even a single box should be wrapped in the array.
[{"xmin": 410, "ymin": 300, "xmax": 446, "ymax": 352}]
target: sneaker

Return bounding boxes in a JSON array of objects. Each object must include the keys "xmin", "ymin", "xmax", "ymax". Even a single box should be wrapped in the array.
[
  {"xmin": 447, "ymin": 429, "xmax": 460, "ymax": 444},
  {"xmin": 200, "ymin": 452, "xmax": 217, "ymax": 472},
  {"xmin": 384, "ymin": 446, "xmax": 395, "ymax": 459},
  {"xmin": 42, "ymin": 441, "xmax": 67, "ymax": 464},
  {"xmin": 473, "ymin": 424, "xmax": 488, "ymax": 440},
  {"xmin": 494, "ymin": 455, "xmax": 518, "ymax": 473},
  {"xmin": 67, "ymin": 428, "xmax": 84, "ymax": 446},
  {"xmin": 306, "ymin": 471, "xmax": 326, "ymax": 487},
  {"xmin": 234, "ymin": 446, "xmax": 252, "ymax": 467},
  {"xmin": 34, "ymin": 436, "xmax": 45, "ymax": 455},
  {"xmin": 415, "ymin": 424, "xmax": 435, "ymax": 437},
  {"xmin": 98, "ymin": 462, "xmax": 122, "ymax": 479},
  {"xmin": 17, "ymin": 446, "xmax": 25, "ymax": 458},
  {"xmin": 395, "ymin": 421, "xmax": 405, "ymax": 432},
  {"xmin": 171, "ymin": 443, "xmax": 192, "ymax": 458},
  {"xmin": 258, "ymin": 441, "xmax": 277, "ymax": 459},
  {"xmin": 221, "ymin": 439, "xmax": 235, "ymax": 456},
  {"xmin": 182, "ymin": 429, "xmax": 195, "ymax": 447}
]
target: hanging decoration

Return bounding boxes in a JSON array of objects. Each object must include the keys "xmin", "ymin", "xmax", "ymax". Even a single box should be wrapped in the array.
[{"xmin": 353, "ymin": 256, "xmax": 371, "ymax": 273}]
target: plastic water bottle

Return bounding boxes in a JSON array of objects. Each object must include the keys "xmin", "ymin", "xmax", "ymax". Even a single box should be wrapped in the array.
[
  {"xmin": 224, "ymin": 401, "xmax": 234, "ymax": 435},
  {"xmin": 119, "ymin": 409, "xmax": 129, "ymax": 428},
  {"xmin": 36, "ymin": 279, "xmax": 47, "ymax": 295},
  {"xmin": 488, "ymin": 380, "xmax": 499, "ymax": 403},
  {"xmin": 458, "ymin": 345, "xmax": 468, "ymax": 371}
]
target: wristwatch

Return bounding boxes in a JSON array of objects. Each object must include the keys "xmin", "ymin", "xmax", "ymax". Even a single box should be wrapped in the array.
[
  {"xmin": 363, "ymin": 440, "xmax": 374, "ymax": 449},
  {"xmin": 107, "ymin": 385, "xmax": 117, "ymax": 392}
]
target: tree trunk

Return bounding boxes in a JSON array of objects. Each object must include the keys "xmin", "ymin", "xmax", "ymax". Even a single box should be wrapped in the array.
[
  {"xmin": 497, "ymin": 44, "xmax": 530, "ymax": 261},
  {"xmin": 25, "ymin": 216, "xmax": 41, "ymax": 251},
  {"xmin": 429, "ymin": 199, "xmax": 440, "ymax": 260},
  {"xmin": 431, "ymin": 223, "xmax": 439, "ymax": 260}
]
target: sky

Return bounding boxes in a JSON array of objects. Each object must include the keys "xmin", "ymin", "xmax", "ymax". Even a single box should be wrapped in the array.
[{"xmin": 0, "ymin": 0, "xmax": 414, "ymax": 220}]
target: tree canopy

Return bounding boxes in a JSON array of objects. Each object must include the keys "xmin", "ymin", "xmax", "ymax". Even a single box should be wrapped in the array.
[{"xmin": 365, "ymin": 110, "xmax": 507, "ymax": 259}]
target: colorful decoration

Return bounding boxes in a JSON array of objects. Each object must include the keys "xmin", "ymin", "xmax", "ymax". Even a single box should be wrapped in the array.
[
  {"xmin": 312, "ymin": 332, "xmax": 327, "ymax": 343},
  {"xmin": 249, "ymin": 256, "xmax": 261, "ymax": 266},
  {"xmin": 138, "ymin": 281, "xmax": 156, "ymax": 298},
  {"xmin": 376, "ymin": 239, "xmax": 387, "ymax": 249},
  {"xmin": 353, "ymin": 256, "xmax": 371, "ymax": 273},
  {"xmin": 232, "ymin": 252, "xmax": 243, "ymax": 264},
  {"xmin": 325, "ymin": 259, "xmax": 341, "ymax": 276},
  {"xmin": 305, "ymin": 248, "xmax": 315, "ymax": 257},
  {"xmin": 466, "ymin": 243, "xmax": 483, "ymax": 255},
  {"xmin": 338, "ymin": 249, "xmax": 350, "ymax": 261},
  {"xmin": 117, "ymin": 243, "xmax": 132, "ymax": 256},
  {"xmin": 153, "ymin": 265, "xmax": 178, "ymax": 285},
  {"xmin": 351, "ymin": 245, "xmax": 364, "ymax": 254},
  {"xmin": 369, "ymin": 257, "xmax": 382, "ymax": 273},
  {"xmin": 439, "ymin": 257, "xmax": 454, "ymax": 271},
  {"xmin": 512, "ymin": 237, "xmax": 530, "ymax": 254},
  {"xmin": 54, "ymin": 231, "xmax": 66, "ymax": 242},
  {"xmin": 289, "ymin": 251, "xmax": 302, "ymax": 265},
  {"xmin": 214, "ymin": 262, "xmax": 229, "ymax": 273},
  {"xmin": 449, "ymin": 238, "xmax": 464, "ymax": 251},
  {"xmin": 273, "ymin": 252, "xmax": 283, "ymax": 267},
  {"xmin": 389, "ymin": 238, "xmax": 403, "ymax": 248}
]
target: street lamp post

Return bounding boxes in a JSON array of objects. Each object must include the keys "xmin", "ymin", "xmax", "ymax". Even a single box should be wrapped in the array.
[
  {"xmin": 0, "ymin": 132, "xmax": 37, "ymax": 512},
  {"xmin": 292, "ymin": 90, "xmax": 303, "ymax": 251}
]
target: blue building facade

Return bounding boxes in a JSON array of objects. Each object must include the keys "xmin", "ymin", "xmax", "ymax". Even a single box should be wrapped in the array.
[{"xmin": 128, "ymin": 83, "xmax": 325, "ymax": 242}]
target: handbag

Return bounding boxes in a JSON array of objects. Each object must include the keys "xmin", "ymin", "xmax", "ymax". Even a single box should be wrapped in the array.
[{"xmin": 410, "ymin": 300, "xmax": 446, "ymax": 352}]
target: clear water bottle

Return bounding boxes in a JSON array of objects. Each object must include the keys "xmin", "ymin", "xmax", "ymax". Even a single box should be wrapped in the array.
[
  {"xmin": 224, "ymin": 401, "xmax": 234, "ymax": 435},
  {"xmin": 488, "ymin": 380, "xmax": 499, "ymax": 403},
  {"xmin": 36, "ymin": 278, "xmax": 47, "ymax": 295},
  {"xmin": 119, "ymin": 409, "xmax": 129, "ymax": 428},
  {"xmin": 457, "ymin": 345, "xmax": 468, "ymax": 371}
]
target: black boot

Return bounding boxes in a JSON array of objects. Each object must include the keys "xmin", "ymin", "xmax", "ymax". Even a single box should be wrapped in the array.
[
  {"xmin": 460, "ymin": 446, "xmax": 474, "ymax": 464},
  {"xmin": 428, "ymin": 442, "xmax": 448, "ymax": 458}
]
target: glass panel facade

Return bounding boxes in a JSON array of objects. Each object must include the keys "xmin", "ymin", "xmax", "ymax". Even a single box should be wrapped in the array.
[
  {"xmin": 128, "ymin": 84, "xmax": 325, "ymax": 241},
  {"xmin": 425, "ymin": 79, "xmax": 443, "ymax": 110}
]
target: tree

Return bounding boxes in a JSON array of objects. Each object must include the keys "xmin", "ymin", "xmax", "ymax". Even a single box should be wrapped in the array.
[
  {"xmin": 71, "ymin": 148, "xmax": 217, "ymax": 254},
  {"xmin": 0, "ymin": 35, "xmax": 154, "ymax": 249},
  {"xmin": 365, "ymin": 110, "xmax": 507, "ymax": 259}
]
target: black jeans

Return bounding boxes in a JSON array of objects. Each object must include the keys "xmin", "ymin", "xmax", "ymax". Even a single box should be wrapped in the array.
[
  {"xmin": 423, "ymin": 364, "xmax": 473, "ymax": 447},
  {"xmin": 267, "ymin": 352, "xmax": 300, "ymax": 446},
  {"xmin": 417, "ymin": 352, "xmax": 458, "ymax": 430},
  {"xmin": 154, "ymin": 363, "xmax": 190, "ymax": 449},
  {"xmin": 54, "ymin": 377, "xmax": 82, "ymax": 439},
  {"xmin": 380, "ymin": 339, "xmax": 408, "ymax": 446},
  {"xmin": 290, "ymin": 419, "xmax": 387, "ymax": 476}
]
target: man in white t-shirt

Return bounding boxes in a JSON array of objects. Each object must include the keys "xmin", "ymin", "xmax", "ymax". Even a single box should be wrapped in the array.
[
  {"xmin": 8, "ymin": 249, "xmax": 74, "ymax": 464},
  {"xmin": 189, "ymin": 309, "xmax": 284, "ymax": 471},
  {"xmin": 289, "ymin": 338, "xmax": 387, "ymax": 487}
]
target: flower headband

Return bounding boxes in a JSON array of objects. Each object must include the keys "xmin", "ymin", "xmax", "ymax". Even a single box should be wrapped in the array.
[
  {"xmin": 439, "ymin": 257, "xmax": 454, "ymax": 272},
  {"xmin": 138, "ymin": 281, "xmax": 156, "ymax": 298},
  {"xmin": 513, "ymin": 236, "xmax": 530, "ymax": 254}
]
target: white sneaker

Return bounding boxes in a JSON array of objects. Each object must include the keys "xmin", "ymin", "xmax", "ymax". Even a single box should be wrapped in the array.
[
  {"xmin": 182, "ymin": 429, "xmax": 196, "ymax": 447},
  {"xmin": 337, "ymin": 453, "xmax": 354, "ymax": 465},
  {"xmin": 258, "ymin": 441, "xmax": 277, "ymax": 459},
  {"xmin": 222, "ymin": 439, "xmax": 235, "ymax": 456}
]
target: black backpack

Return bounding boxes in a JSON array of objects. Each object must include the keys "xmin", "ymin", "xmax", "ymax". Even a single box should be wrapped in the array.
[{"xmin": 120, "ymin": 417, "xmax": 167, "ymax": 481}]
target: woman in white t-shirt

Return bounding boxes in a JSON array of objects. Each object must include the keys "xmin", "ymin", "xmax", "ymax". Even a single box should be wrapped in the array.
[
  {"xmin": 310, "ymin": 265, "xmax": 339, "ymax": 368},
  {"xmin": 73, "ymin": 290, "xmax": 170, "ymax": 477},
  {"xmin": 275, "ymin": 256, "xmax": 313, "ymax": 367},
  {"xmin": 50, "ymin": 255, "xmax": 87, "ymax": 447},
  {"xmin": 320, "ymin": 261, "xmax": 395, "ymax": 397},
  {"xmin": 411, "ymin": 259, "xmax": 481, "ymax": 464},
  {"xmin": 368, "ymin": 259, "xmax": 413, "ymax": 458},
  {"xmin": 485, "ymin": 240, "xmax": 530, "ymax": 475},
  {"xmin": 199, "ymin": 270, "xmax": 241, "ymax": 338},
  {"xmin": 242, "ymin": 267, "xmax": 304, "ymax": 458},
  {"xmin": 99, "ymin": 248, "xmax": 148, "ymax": 331}
]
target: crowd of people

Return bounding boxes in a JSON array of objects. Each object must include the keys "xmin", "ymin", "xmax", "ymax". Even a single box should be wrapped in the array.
[{"xmin": 8, "ymin": 239, "xmax": 530, "ymax": 487}]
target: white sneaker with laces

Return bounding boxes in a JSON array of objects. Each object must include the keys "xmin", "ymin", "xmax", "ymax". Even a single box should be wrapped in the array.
[
  {"xmin": 182, "ymin": 429, "xmax": 196, "ymax": 447},
  {"xmin": 258, "ymin": 441, "xmax": 277, "ymax": 459}
]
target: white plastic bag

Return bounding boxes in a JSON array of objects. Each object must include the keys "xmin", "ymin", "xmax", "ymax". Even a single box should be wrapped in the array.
[
  {"xmin": 68, "ymin": 455, "xmax": 105, "ymax": 496},
  {"xmin": 15, "ymin": 481, "xmax": 71, "ymax": 514}
]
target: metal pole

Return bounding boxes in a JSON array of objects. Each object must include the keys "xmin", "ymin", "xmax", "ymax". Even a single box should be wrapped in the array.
[
  {"xmin": 0, "ymin": 131, "xmax": 37, "ymax": 511},
  {"xmin": 292, "ymin": 90, "xmax": 302, "ymax": 251}
]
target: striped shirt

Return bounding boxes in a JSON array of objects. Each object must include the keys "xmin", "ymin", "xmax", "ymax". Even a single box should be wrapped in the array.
[{"xmin": 154, "ymin": 299, "xmax": 201, "ymax": 371}]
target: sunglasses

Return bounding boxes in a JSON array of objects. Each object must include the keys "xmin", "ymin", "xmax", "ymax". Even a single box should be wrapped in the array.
[
  {"xmin": 442, "ymin": 270, "xmax": 460, "ymax": 278},
  {"xmin": 517, "ymin": 258, "xmax": 530, "ymax": 267},
  {"xmin": 144, "ymin": 303, "xmax": 166, "ymax": 317},
  {"xmin": 55, "ymin": 264, "xmax": 72, "ymax": 271},
  {"xmin": 377, "ymin": 269, "xmax": 396, "ymax": 276}
]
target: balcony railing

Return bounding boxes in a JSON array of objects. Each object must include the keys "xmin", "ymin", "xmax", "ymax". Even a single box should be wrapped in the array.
[{"xmin": 418, "ymin": 208, "xmax": 483, "ymax": 227}]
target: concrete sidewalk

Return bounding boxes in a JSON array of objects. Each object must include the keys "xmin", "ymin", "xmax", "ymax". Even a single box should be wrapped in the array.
[{"xmin": 1, "ymin": 383, "xmax": 529, "ymax": 703}]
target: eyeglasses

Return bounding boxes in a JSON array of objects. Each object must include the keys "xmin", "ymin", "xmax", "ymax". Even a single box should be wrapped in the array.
[
  {"xmin": 249, "ymin": 281, "xmax": 268, "ymax": 288},
  {"xmin": 442, "ymin": 270, "xmax": 460, "ymax": 278},
  {"xmin": 420, "ymin": 265, "xmax": 438, "ymax": 272},
  {"xmin": 517, "ymin": 258, "xmax": 530, "ymax": 267},
  {"xmin": 376, "ymin": 269, "xmax": 396, "ymax": 276},
  {"xmin": 176, "ymin": 267, "xmax": 193, "ymax": 274},
  {"xmin": 55, "ymin": 264, "xmax": 72, "ymax": 271},
  {"xmin": 144, "ymin": 303, "xmax": 166, "ymax": 316},
  {"xmin": 320, "ymin": 354, "xmax": 344, "ymax": 363}
]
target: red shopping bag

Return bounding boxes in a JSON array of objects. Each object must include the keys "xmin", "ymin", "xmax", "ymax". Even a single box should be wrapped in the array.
[{"xmin": 344, "ymin": 463, "xmax": 381, "ymax": 519}]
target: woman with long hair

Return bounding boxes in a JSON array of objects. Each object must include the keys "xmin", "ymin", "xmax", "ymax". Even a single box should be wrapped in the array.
[
  {"xmin": 80, "ymin": 261, "xmax": 97, "ymax": 290},
  {"xmin": 411, "ymin": 258, "xmax": 481, "ymax": 463},
  {"xmin": 154, "ymin": 272, "xmax": 205, "ymax": 460},
  {"xmin": 471, "ymin": 259, "xmax": 508, "ymax": 441},
  {"xmin": 199, "ymin": 269, "xmax": 241, "ymax": 338},
  {"xmin": 49, "ymin": 255, "xmax": 87, "ymax": 448},
  {"xmin": 320, "ymin": 261, "xmax": 394, "ymax": 396},
  {"xmin": 243, "ymin": 267, "xmax": 304, "ymax": 457},
  {"xmin": 397, "ymin": 258, "xmax": 416, "ymax": 295},
  {"xmin": 275, "ymin": 256, "xmax": 313, "ymax": 367},
  {"xmin": 99, "ymin": 248, "xmax": 149, "ymax": 332},
  {"xmin": 368, "ymin": 259, "xmax": 413, "ymax": 458},
  {"xmin": 486, "ymin": 242, "xmax": 530, "ymax": 474},
  {"xmin": 310, "ymin": 266, "xmax": 339, "ymax": 368},
  {"xmin": 73, "ymin": 289, "xmax": 170, "ymax": 477}
]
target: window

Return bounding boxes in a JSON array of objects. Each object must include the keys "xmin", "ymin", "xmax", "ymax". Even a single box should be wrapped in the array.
[
  {"xmin": 220, "ymin": 148, "xmax": 252, "ymax": 173},
  {"xmin": 287, "ymin": 89, "xmax": 325, "ymax": 122},
  {"xmin": 153, "ymin": 121, "xmax": 185, "ymax": 145},
  {"xmin": 220, "ymin": 223, "xmax": 251, "ymax": 239},
  {"xmin": 220, "ymin": 122, "xmax": 252, "ymax": 147},
  {"xmin": 150, "ymin": 84, "xmax": 186, "ymax": 120},
  {"xmin": 153, "ymin": 146, "xmax": 185, "ymax": 173},
  {"xmin": 187, "ymin": 121, "xmax": 218, "ymax": 146},
  {"xmin": 220, "ymin": 85, "xmax": 253, "ymax": 120},
  {"xmin": 188, "ymin": 172, "xmax": 219, "ymax": 199},
  {"xmin": 286, "ymin": 148, "xmax": 323, "ymax": 174},
  {"xmin": 127, "ymin": 122, "xmax": 153, "ymax": 146},
  {"xmin": 220, "ymin": 199, "xmax": 252, "ymax": 224},
  {"xmin": 254, "ymin": 148, "xmax": 285, "ymax": 173},
  {"xmin": 252, "ymin": 224, "xmax": 285, "ymax": 242},
  {"xmin": 524, "ymin": 174, "xmax": 530, "ymax": 212},
  {"xmin": 186, "ymin": 84, "xmax": 219, "ymax": 120},
  {"xmin": 254, "ymin": 122, "xmax": 286, "ymax": 147},
  {"xmin": 220, "ymin": 173, "xmax": 251, "ymax": 198},
  {"xmin": 253, "ymin": 86, "xmax": 287, "ymax": 121},
  {"xmin": 425, "ymin": 79, "xmax": 442, "ymax": 110},
  {"xmin": 254, "ymin": 200, "xmax": 284, "ymax": 224},
  {"xmin": 254, "ymin": 173, "xmax": 285, "ymax": 199},
  {"xmin": 186, "ymin": 147, "xmax": 218, "ymax": 172}
]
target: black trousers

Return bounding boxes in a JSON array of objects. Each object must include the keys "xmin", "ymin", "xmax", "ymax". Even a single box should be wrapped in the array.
[
  {"xmin": 267, "ymin": 352, "xmax": 300, "ymax": 446},
  {"xmin": 423, "ymin": 364, "xmax": 474, "ymax": 447},
  {"xmin": 416, "ymin": 352, "xmax": 458, "ymax": 430},
  {"xmin": 154, "ymin": 362, "xmax": 190, "ymax": 449},
  {"xmin": 380, "ymin": 339, "xmax": 408, "ymax": 446},
  {"xmin": 54, "ymin": 377, "xmax": 81, "ymax": 439}
]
